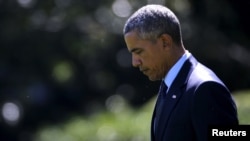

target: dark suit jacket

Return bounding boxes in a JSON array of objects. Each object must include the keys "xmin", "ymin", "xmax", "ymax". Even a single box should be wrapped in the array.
[{"xmin": 151, "ymin": 55, "xmax": 239, "ymax": 141}]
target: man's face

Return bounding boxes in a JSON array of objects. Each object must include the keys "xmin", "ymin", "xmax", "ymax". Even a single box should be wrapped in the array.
[{"xmin": 124, "ymin": 31, "xmax": 168, "ymax": 81}]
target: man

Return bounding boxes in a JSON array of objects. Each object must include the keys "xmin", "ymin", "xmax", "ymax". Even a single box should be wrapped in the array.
[{"xmin": 123, "ymin": 4, "xmax": 239, "ymax": 141}]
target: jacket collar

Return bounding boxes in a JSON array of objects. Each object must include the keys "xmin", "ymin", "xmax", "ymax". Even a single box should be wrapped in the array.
[{"xmin": 153, "ymin": 55, "xmax": 199, "ymax": 141}]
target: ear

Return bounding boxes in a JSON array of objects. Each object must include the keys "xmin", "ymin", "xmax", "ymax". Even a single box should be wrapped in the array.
[{"xmin": 159, "ymin": 34, "xmax": 173, "ymax": 48}]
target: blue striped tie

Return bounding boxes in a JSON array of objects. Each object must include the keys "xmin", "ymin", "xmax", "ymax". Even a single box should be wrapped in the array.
[{"xmin": 155, "ymin": 81, "xmax": 168, "ymax": 132}]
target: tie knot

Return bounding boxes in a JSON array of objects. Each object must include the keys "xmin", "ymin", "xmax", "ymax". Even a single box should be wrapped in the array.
[{"xmin": 159, "ymin": 81, "xmax": 167, "ymax": 96}]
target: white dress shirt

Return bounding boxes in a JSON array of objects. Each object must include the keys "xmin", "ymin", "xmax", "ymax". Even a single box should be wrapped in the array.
[{"xmin": 163, "ymin": 50, "xmax": 191, "ymax": 91}]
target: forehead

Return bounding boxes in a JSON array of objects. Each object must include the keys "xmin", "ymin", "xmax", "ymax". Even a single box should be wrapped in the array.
[
  {"xmin": 124, "ymin": 31, "xmax": 147, "ymax": 52},
  {"xmin": 124, "ymin": 31, "xmax": 140, "ymax": 42}
]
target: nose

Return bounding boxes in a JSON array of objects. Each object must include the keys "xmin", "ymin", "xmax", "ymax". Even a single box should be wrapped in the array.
[{"xmin": 132, "ymin": 55, "xmax": 141, "ymax": 68}]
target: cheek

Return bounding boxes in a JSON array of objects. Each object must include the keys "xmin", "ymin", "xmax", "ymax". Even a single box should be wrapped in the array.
[{"xmin": 153, "ymin": 59, "xmax": 167, "ymax": 77}]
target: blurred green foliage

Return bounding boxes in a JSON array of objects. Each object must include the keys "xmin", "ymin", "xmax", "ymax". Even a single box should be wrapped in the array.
[
  {"xmin": 34, "ymin": 91, "xmax": 250, "ymax": 141},
  {"xmin": 34, "ymin": 94, "xmax": 154, "ymax": 141},
  {"xmin": 234, "ymin": 90, "xmax": 250, "ymax": 124}
]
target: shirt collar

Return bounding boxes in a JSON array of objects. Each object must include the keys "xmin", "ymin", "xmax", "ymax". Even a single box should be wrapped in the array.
[{"xmin": 163, "ymin": 50, "xmax": 191, "ymax": 89}]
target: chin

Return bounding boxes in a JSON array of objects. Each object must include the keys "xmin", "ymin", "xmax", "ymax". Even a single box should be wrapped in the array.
[{"xmin": 148, "ymin": 76, "xmax": 160, "ymax": 81}]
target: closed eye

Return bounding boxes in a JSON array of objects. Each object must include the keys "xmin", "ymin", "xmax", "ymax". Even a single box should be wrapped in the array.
[{"xmin": 131, "ymin": 48, "xmax": 143, "ymax": 55}]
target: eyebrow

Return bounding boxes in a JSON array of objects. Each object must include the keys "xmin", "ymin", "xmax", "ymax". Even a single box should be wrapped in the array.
[{"xmin": 129, "ymin": 48, "xmax": 140, "ymax": 53}]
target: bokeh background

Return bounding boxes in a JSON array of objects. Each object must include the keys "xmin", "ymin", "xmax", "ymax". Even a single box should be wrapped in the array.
[{"xmin": 0, "ymin": 0, "xmax": 250, "ymax": 141}]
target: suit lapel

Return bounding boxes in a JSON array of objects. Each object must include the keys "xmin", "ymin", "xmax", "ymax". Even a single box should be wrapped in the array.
[
  {"xmin": 151, "ymin": 106, "xmax": 156, "ymax": 141},
  {"xmin": 151, "ymin": 85, "xmax": 163, "ymax": 141},
  {"xmin": 156, "ymin": 55, "xmax": 198, "ymax": 140}
]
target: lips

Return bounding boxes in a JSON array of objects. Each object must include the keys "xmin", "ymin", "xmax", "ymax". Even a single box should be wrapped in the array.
[{"xmin": 140, "ymin": 68, "xmax": 149, "ymax": 74}]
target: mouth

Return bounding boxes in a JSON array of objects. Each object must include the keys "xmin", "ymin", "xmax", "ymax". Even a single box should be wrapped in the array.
[{"xmin": 140, "ymin": 68, "xmax": 149, "ymax": 74}]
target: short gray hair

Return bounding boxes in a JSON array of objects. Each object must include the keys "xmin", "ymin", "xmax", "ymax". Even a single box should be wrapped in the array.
[{"xmin": 123, "ymin": 4, "xmax": 182, "ymax": 45}]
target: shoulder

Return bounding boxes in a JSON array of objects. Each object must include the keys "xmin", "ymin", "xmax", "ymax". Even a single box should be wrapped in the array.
[
  {"xmin": 190, "ymin": 62, "xmax": 225, "ymax": 86},
  {"xmin": 184, "ymin": 60, "xmax": 230, "ymax": 96}
]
